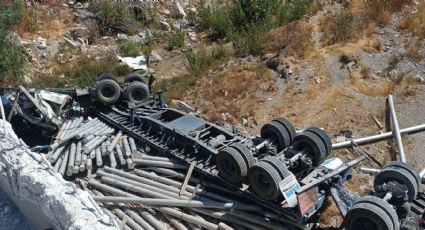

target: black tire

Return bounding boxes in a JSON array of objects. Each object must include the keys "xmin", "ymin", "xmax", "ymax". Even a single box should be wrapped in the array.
[
  {"xmin": 260, "ymin": 121, "xmax": 291, "ymax": 152},
  {"xmin": 272, "ymin": 117, "xmax": 296, "ymax": 143},
  {"xmin": 305, "ymin": 127, "xmax": 332, "ymax": 156},
  {"xmin": 217, "ymin": 147, "xmax": 249, "ymax": 183},
  {"xmin": 95, "ymin": 79, "xmax": 121, "ymax": 105},
  {"xmin": 262, "ymin": 155, "xmax": 290, "ymax": 179},
  {"xmin": 229, "ymin": 143, "xmax": 255, "ymax": 169},
  {"xmin": 97, "ymin": 73, "xmax": 118, "ymax": 82},
  {"xmin": 385, "ymin": 161, "xmax": 421, "ymax": 189},
  {"xmin": 125, "ymin": 82, "xmax": 150, "ymax": 103},
  {"xmin": 345, "ymin": 196, "xmax": 398, "ymax": 230},
  {"xmin": 292, "ymin": 131, "xmax": 326, "ymax": 166},
  {"xmin": 374, "ymin": 167, "xmax": 418, "ymax": 202},
  {"xmin": 355, "ymin": 196, "xmax": 400, "ymax": 230},
  {"xmin": 248, "ymin": 161, "xmax": 282, "ymax": 200},
  {"xmin": 124, "ymin": 73, "xmax": 145, "ymax": 84}
]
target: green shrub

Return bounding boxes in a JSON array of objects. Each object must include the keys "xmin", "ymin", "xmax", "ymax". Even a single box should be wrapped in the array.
[
  {"xmin": 185, "ymin": 49, "xmax": 203, "ymax": 74},
  {"xmin": 89, "ymin": 0, "xmax": 139, "ymax": 35},
  {"xmin": 185, "ymin": 46, "xmax": 228, "ymax": 76},
  {"xmin": 197, "ymin": 0, "xmax": 312, "ymax": 56},
  {"xmin": 0, "ymin": 44, "xmax": 26, "ymax": 77},
  {"xmin": 154, "ymin": 74, "xmax": 198, "ymax": 104},
  {"xmin": 331, "ymin": 15, "xmax": 353, "ymax": 44},
  {"xmin": 198, "ymin": 3, "xmax": 236, "ymax": 40},
  {"xmin": 117, "ymin": 39, "xmax": 141, "ymax": 57},
  {"xmin": 57, "ymin": 55, "xmax": 132, "ymax": 87},
  {"xmin": 0, "ymin": 1, "xmax": 25, "ymax": 84},
  {"xmin": 231, "ymin": 24, "xmax": 264, "ymax": 56},
  {"xmin": 167, "ymin": 30, "xmax": 185, "ymax": 51}
]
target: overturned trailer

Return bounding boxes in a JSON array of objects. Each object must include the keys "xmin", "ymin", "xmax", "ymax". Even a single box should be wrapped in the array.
[
  {"xmin": 2, "ymin": 73, "xmax": 425, "ymax": 230},
  {"xmin": 93, "ymin": 78, "xmax": 358, "ymax": 226}
]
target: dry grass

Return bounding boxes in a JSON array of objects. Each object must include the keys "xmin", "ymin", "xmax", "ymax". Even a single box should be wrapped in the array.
[
  {"xmin": 405, "ymin": 38, "xmax": 425, "ymax": 61},
  {"xmin": 349, "ymin": 70, "xmax": 395, "ymax": 97},
  {"xmin": 13, "ymin": 2, "xmax": 73, "ymax": 40},
  {"xmin": 400, "ymin": 1, "xmax": 425, "ymax": 39},
  {"xmin": 350, "ymin": 0, "xmax": 411, "ymax": 26},
  {"xmin": 399, "ymin": 72, "xmax": 424, "ymax": 98},
  {"xmin": 319, "ymin": 0, "xmax": 412, "ymax": 46},
  {"xmin": 262, "ymin": 20, "xmax": 313, "ymax": 57},
  {"xmin": 194, "ymin": 64, "xmax": 275, "ymax": 124}
]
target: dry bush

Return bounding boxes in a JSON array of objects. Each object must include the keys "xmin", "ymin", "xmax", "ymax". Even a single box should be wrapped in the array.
[
  {"xmin": 321, "ymin": 0, "xmax": 412, "ymax": 46},
  {"xmin": 349, "ymin": 70, "xmax": 395, "ymax": 97},
  {"xmin": 399, "ymin": 72, "xmax": 424, "ymax": 98},
  {"xmin": 360, "ymin": 66, "xmax": 371, "ymax": 79},
  {"xmin": 400, "ymin": 2, "xmax": 425, "ymax": 39},
  {"xmin": 320, "ymin": 11, "xmax": 362, "ymax": 45},
  {"xmin": 198, "ymin": 64, "xmax": 274, "ymax": 124},
  {"xmin": 406, "ymin": 38, "xmax": 424, "ymax": 61},
  {"xmin": 350, "ymin": 0, "xmax": 411, "ymax": 26},
  {"xmin": 262, "ymin": 20, "xmax": 313, "ymax": 57}
]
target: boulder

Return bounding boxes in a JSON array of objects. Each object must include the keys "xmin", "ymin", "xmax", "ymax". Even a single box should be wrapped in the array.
[
  {"xmin": 188, "ymin": 32, "xmax": 197, "ymax": 41},
  {"xmin": 171, "ymin": 1, "xmax": 186, "ymax": 18},
  {"xmin": 149, "ymin": 52, "xmax": 162, "ymax": 63}
]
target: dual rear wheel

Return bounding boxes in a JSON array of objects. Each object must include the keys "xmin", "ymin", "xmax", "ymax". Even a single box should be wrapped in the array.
[
  {"xmin": 345, "ymin": 162, "xmax": 420, "ymax": 230},
  {"xmin": 95, "ymin": 73, "xmax": 150, "ymax": 105}
]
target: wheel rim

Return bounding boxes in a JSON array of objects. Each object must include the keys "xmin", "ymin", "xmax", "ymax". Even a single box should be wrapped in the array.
[
  {"xmin": 253, "ymin": 168, "xmax": 273, "ymax": 193},
  {"xmin": 102, "ymin": 85, "xmax": 116, "ymax": 98},
  {"xmin": 222, "ymin": 156, "xmax": 237, "ymax": 177},
  {"xmin": 131, "ymin": 87, "xmax": 146, "ymax": 101},
  {"xmin": 248, "ymin": 162, "xmax": 281, "ymax": 200}
]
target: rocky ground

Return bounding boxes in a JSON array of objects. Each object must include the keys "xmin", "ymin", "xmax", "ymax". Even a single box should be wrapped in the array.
[{"xmin": 3, "ymin": 0, "xmax": 425, "ymax": 228}]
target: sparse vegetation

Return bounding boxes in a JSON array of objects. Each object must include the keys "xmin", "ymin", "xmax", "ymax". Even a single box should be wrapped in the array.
[
  {"xmin": 262, "ymin": 20, "xmax": 313, "ymax": 57},
  {"xmin": 367, "ymin": 0, "xmax": 411, "ymax": 26},
  {"xmin": 155, "ymin": 45, "xmax": 229, "ymax": 103},
  {"xmin": 406, "ymin": 38, "xmax": 424, "ymax": 62},
  {"xmin": 0, "ymin": 1, "xmax": 26, "ymax": 85},
  {"xmin": 55, "ymin": 55, "xmax": 132, "ymax": 87},
  {"xmin": 13, "ymin": 4, "xmax": 39, "ymax": 34},
  {"xmin": 30, "ymin": 72, "xmax": 65, "ymax": 88},
  {"xmin": 197, "ymin": 64, "xmax": 274, "ymax": 124},
  {"xmin": 167, "ymin": 30, "xmax": 185, "ymax": 51},
  {"xmin": 89, "ymin": 0, "xmax": 139, "ymax": 35},
  {"xmin": 331, "ymin": 15, "xmax": 353, "ymax": 44},
  {"xmin": 400, "ymin": 2, "xmax": 425, "ymax": 39},
  {"xmin": 198, "ymin": 0, "xmax": 313, "ymax": 56},
  {"xmin": 117, "ymin": 39, "xmax": 141, "ymax": 57},
  {"xmin": 185, "ymin": 45, "xmax": 228, "ymax": 76}
]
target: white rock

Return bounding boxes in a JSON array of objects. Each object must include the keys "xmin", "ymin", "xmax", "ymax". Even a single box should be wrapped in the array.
[
  {"xmin": 35, "ymin": 36, "xmax": 47, "ymax": 49},
  {"xmin": 23, "ymin": 75, "xmax": 32, "ymax": 84},
  {"xmin": 336, "ymin": 136, "xmax": 347, "ymax": 143},
  {"xmin": 172, "ymin": 1, "xmax": 186, "ymax": 18},
  {"xmin": 160, "ymin": 20, "xmax": 170, "ymax": 31},
  {"xmin": 173, "ymin": 22, "xmax": 181, "ymax": 30},
  {"xmin": 74, "ymin": 2, "xmax": 83, "ymax": 9},
  {"xmin": 187, "ymin": 32, "xmax": 197, "ymax": 41},
  {"xmin": 241, "ymin": 118, "xmax": 248, "ymax": 126},
  {"xmin": 149, "ymin": 52, "xmax": 162, "ymax": 63},
  {"xmin": 413, "ymin": 74, "xmax": 424, "ymax": 83},
  {"xmin": 117, "ymin": 33, "xmax": 128, "ymax": 40}
]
